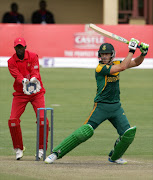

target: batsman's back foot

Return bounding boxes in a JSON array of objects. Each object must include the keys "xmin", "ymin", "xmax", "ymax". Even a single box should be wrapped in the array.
[
  {"xmin": 108, "ymin": 157, "xmax": 127, "ymax": 164},
  {"xmin": 45, "ymin": 153, "xmax": 57, "ymax": 164}
]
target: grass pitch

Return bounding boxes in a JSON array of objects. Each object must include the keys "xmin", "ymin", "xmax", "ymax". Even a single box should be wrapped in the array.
[{"xmin": 0, "ymin": 67, "xmax": 153, "ymax": 179}]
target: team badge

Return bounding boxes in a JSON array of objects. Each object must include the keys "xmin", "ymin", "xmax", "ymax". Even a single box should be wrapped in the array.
[
  {"xmin": 27, "ymin": 63, "xmax": 30, "ymax": 67},
  {"xmin": 34, "ymin": 65, "xmax": 38, "ymax": 69},
  {"xmin": 102, "ymin": 45, "xmax": 106, "ymax": 50}
]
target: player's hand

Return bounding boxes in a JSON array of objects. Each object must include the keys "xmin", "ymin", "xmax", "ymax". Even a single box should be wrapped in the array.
[
  {"xmin": 22, "ymin": 78, "xmax": 31, "ymax": 95},
  {"xmin": 22, "ymin": 78, "xmax": 29, "ymax": 85},
  {"xmin": 30, "ymin": 77, "xmax": 38, "ymax": 84},
  {"xmin": 128, "ymin": 38, "xmax": 139, "ymax": 54},
  {"xmin": 140, "ymin": 42, "xmax": 149, "ymax": 56},
  {"xmin": 30, "ymin": 77, "xmax": 41, "ymax": 93}
]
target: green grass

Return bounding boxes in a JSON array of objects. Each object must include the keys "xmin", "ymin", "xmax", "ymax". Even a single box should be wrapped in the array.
[
  {"xmin": 0, "ymin": 173, "xmax": 38, "ymax": 180},
  {"xmin": 0, "ymin": 67, "xmax": 153, "ymax": 158}
]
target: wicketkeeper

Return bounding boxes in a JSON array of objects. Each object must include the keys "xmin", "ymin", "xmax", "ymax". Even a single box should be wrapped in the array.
[
  {"xmin": 45, "ymin": 38, "xmax": 149, "ymax": 164},
  {"xmin": 8, "ymin": 37, "xmax": 49, "ymax": 160}
]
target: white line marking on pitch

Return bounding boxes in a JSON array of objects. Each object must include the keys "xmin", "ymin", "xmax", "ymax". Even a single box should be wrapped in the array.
[
  {"xmin": 128, "ymin": 160, "xmax": 153, "ymax": 165},
  {"xmin": 51, "ymin": 104, "xmax": 61, "ymax": 107}
]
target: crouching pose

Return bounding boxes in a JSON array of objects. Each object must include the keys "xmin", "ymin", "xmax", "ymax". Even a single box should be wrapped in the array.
[
  {"xmin": 45, "ymin": 38, "xmax": 149, "ymax": 164},
  {"xmin": 8, "ymin": 37, "xmax": 49, "ymax": 160}
]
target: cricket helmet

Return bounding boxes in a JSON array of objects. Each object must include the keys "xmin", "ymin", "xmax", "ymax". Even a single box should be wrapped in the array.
[{"xmin": 98, "ymin": 43, "xmax": 115, "ymax": 62}]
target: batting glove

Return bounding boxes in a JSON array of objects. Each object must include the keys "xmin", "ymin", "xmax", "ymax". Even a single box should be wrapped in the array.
[
  {"xmin": 128, "ymin": 38, "xmax": 139, "ymax": 54},
  {"xmin": 22, "ymin": 78, "xmax": 31, "ymax": 95},
  {"xmin": 30, "ymin": 77, "xmax": 41, "ymax": 93},
  {"xmin": 140, "ymin": 42, "xmax": 149, "ymax": 56}
]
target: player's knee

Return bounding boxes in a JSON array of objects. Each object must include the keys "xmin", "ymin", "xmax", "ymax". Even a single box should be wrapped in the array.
[
  {"xmin": 8, "ymin": 118, "xmax": 20, "ymax": 127},
  {"xmin": 119, "ymin": 124, "xmax": 131, "ymax": 136},
  {"xmin": 123, "ymin": 126, "xmax": 137, "ymax": 142},
  {"xmin": 87, "ymin": 121, "xmax": 98, "ymax": 130},
  {"xmin": 75, "ymin": 124, "xmax": 94, "ymax": 142},
  {"xmin": 111, "ymin": 126, "xmax": 136, "ymax": 161}
]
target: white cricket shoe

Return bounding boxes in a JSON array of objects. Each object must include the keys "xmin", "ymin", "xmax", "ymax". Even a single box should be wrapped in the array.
[
  {"xmin": 108, "ymin": 157, "xmax": 127, "ymax": 164},
  {"xmin": 45, "ymin": 153, "xmax": 57, "ymax": 164},
  {"xmin": 38, "ymin": 149, "xmax": 44, "ymax": 159},
  {"xmin": 15, "ymin": 146, "xmax": 25, "ymax": 160}
]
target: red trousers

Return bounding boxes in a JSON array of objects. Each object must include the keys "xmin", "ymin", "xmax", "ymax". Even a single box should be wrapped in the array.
[
  {"xmin": 9, "ymin": 92, "xmax": 49, "ymax": 150},
  {"xmin": 10, "ymin": 92, "xmax": 46, "ymax": 119}
]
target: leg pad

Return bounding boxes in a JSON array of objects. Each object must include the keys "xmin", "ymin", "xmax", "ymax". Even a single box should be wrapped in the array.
[
  {"xmin": 110, "ymin": 126, "xmax": 136, "ymax": 161},
  {"xmin": 53, "ymin": 124, "xmax": 94, "ymax": 159},
  {"xmin": 38, "ymin": 117, "xmax": 49, "ymax": 150},
  {"xmin": 8, "ymin": 118, "xmax": 23, "ymax": 150}
]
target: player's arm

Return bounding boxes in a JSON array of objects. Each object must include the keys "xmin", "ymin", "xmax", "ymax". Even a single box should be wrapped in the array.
[
  {"xmin": 128, "ymin": 42, "xmax": 149, "ymax": 68},
  {"xmin": 30, "ymin": 54, "xmax": 40, "ymax": 79},
  {"xmin": 128, "ymin": 55, "xmax": 144, "ymax": 68},
  {"xmin": 30, "ymin": 54, "xmax": 41, "ymax": 92},
  {"xmin": 8, "ymin": 60, "xmax": 24, "ymax": 84},
  {"xmin": 110, "ymin": 38, "xmax": 139, "ymax": 75},
  {"xmin": 8, "ymin": 60, "xmax": 31, "ymax": 95}
]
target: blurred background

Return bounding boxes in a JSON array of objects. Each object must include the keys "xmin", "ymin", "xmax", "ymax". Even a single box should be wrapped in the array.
[
  {"xmin": 0, "ymin": 0, "xmax": 152, "ymax": 24},
  {"xmin": 0, "ymin": 0, "xmax": 152, "ymax": 68}
]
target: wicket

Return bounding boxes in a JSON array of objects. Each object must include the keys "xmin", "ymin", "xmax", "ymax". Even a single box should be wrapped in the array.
[{"xmin": 36, "ymin": 108, "xmax": 54, "ymax": 161}]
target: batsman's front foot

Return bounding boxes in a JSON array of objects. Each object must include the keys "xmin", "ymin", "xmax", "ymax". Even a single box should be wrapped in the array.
[
  {"xmin": 108, "ymin": 157, "xmax": 127, "ymax": 165},
  {"xmin": 15, "ymin": 146, "xmax": 25, "ymax": 160},
  {"xmin": 45, "ymin": 153, "xmax": 57, "ymax": 164}
]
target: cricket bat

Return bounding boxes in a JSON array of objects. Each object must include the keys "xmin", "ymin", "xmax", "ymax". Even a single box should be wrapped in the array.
[{"xmin": 89, "ymin": 23, "xmax": 140, "ymax": 48}]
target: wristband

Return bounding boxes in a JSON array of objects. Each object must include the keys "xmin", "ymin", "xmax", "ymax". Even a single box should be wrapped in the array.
[
  {"xmin": 129, "ymin": 49, "xmax": 135, "ymax": 54},
  {"xmin": 141, "ymin": 53, "xmax": 147, "ymax": 56}
]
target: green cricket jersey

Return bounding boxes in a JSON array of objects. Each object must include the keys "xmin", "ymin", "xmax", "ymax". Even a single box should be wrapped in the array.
[{"xmin": 94, "ymin": 61, "xmax": 121, "ymax": 103}]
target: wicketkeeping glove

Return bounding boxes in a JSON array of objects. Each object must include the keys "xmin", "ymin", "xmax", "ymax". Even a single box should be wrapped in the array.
[
  {"xmin": 22, "ymin": 78, "xmax": 31, "ymax": 95},
  {"xmin": 128, "ymin": 38, "xmax": 139, "ymax": 54},
  {"xmin": 140, "ymin": 42, "xmax": 149, "ymax": 56},
  {"xmin": 30, "ymin": 77, "xmax": 41, "ymax": 93}
]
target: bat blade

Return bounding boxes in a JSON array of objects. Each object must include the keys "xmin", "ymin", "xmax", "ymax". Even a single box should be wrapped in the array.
[{"xmin": 89, "ymin": 24, "xmax": 129, "ymax": 45}]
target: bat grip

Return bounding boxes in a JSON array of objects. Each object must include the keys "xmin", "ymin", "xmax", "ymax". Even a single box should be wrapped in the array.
[{"xmin": 127, "ymin": 41, "xmax": 140, "ymax": 49}]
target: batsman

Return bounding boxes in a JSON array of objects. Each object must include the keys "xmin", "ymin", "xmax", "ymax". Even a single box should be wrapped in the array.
[{"xmin": 45, "ymin": 38, "xmax": 149, "ymax": 164}]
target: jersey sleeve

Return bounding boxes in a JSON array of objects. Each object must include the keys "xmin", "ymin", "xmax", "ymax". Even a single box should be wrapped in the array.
[
  {"xmin": 8, "ymin": 59, "xmax": 24, "ymax": 84},
  {"xmin": 96, "ymin": 64, "xmax": 112, "ymax": 75},
  {"xmin": 30, "ymin": 54, "xmax": 40, "ymax": 79},
  {"xmin": 113, "ymin": 60, "xmax": 122, "ymax": 65}
]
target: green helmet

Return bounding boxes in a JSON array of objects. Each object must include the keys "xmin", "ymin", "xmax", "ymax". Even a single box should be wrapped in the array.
[{"xmin": 98, "ymin": 43, "xmax": 115, "ymax": 61}]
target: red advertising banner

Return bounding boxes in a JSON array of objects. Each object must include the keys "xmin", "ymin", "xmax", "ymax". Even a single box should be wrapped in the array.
[{"xmin": 0, "ymin": 24, "xmax": 152, "ymax": 58}]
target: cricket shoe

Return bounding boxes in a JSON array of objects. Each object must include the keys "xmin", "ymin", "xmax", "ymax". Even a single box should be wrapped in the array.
[
  {"xmin": 38, "ymin": 149, "xmax": 44, "ymax": 159},
  {"xmin": 15, "ymin": 146, "xmax": 25, "ymax": 160},
  {"xmin": 45, "ymin": 153, "xmax": 57, "ymax": 164},
  {"xmin": 35, "ymin": 149, "xmax": 44, "ymax": 159},
  {"xmin": 108, "ymin": 157, "xmax": 127, "ymax": 164}
]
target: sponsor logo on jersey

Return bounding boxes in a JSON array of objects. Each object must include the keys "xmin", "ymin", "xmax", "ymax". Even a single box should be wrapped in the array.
[
  {"xmin": 34, "ymin": 65, "xmax": 38, "ymax": 69},
  {"xmin": 107, "ymin": 75, "xmax": 119, "ymax": 82}
]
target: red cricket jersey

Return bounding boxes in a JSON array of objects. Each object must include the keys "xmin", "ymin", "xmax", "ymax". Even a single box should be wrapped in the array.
[{"xmin": 8, "ymin": 50, "xmax": 45, "ymax": 95}]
